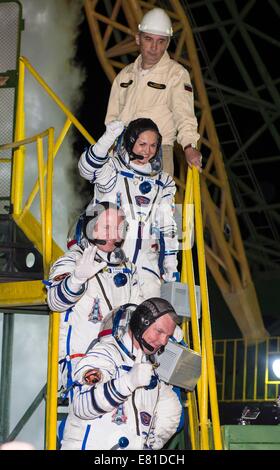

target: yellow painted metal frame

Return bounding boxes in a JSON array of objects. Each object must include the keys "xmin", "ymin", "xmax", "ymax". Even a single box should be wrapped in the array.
[
  {"xmin": 214, "ymin": 337, "xmax": 280, "ymax": 402},
  {"xmin": 182, "ymin": 168, "xmax": 222, "ymax": 450},
  {"xmin": 0, "ymin": 280, "xmax": 46, "ymax": 307},
  {"xmin": 45, "ymin": 311, "xmax": 60, "ymax": 450},
  {"xmin": 0, "ymin": 55, "xmax": 96, "ymax": 287},
  {"xmin": 0, "ymin": 128, "xmax": 55, "ymax": 279},
  {"xmin": 0, "ymin": 56, "xmax": 98, "ymax": 448}
]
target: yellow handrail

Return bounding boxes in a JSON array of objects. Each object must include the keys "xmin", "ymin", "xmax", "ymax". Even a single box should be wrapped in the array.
[
  {"xmin": 0, "ymin": 127, "xmax": 54, "ymax": 278},
  {"xmin": 182, "ymin": 169, "xmax": 203, "ymax": 448},
  {"xmin": 20, "ymin": 56, "xmax": 94, "ymax": 144},
  {"xmin": 45, "ymin": 127, "xmax": 54, "ymax": 272},
  {"xmin": 45, "ymin": 312, "xmax": 60, "ymax": 450},
  {"xmin": 0, "ymin": 129, "xmax": 50, "ymax": 150},
  {"xmin": 18, "ymin": 119, "xmax": 72, "ymax": 223},
  {"xmin": 12, "ymin": 58, "xmax": 25, "ymax": 214},
  {"xmin": 12, "ymin": 57, "xmax": 94, "ymax": 228},
  {"xmin": 182, "ymin": 168, "xmax": 222, "ymax": 449},
  {"xmin": 193, "ymin": 168, "xmax": 223, "ymax": 449},
  {"xmin": 37, "ymin": 136, "xmax": 46, "ymax": 270}
]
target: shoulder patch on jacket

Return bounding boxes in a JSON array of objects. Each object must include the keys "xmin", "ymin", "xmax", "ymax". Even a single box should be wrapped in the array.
[
  {"xmin": 83, "ymin": 368, "xmax": 103, "ymax": 385},
  {"xmin": 135, "ymin": 195, "xmax": 150, "ymax": 206},
  {"xmin": 120, "ymin": 80, "xmax": 133, "ymax": 88},
  {"xmin": 140, "ymin": 411, "xmax": 152, "ymax": 426},
  {"xmin": 53, "ymin": 272, "xmax": 70, "ymax": 282},
  {"xmin": 147, "ymin": 81, "xmax": 166, "ymax": 90},
  {"xmin": 184, "ymin": 83, "xmax": 193, "ymax": 92}
]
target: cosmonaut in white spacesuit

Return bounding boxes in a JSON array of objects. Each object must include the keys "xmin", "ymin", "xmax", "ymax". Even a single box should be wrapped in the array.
[
  {"xmin": 61, "ymin": 297, "xmax": 182, "ymax": 450},
  {"xmin": 46, "ymin": 202, "xmax": 143, "ymax": 399},
  {"xmin": 78, "ymin": 118, "xmax": 179, "ymax": 299}
]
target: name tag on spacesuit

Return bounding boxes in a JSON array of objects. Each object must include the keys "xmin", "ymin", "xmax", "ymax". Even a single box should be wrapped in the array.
[{"xmin": 106, "ymin": 267, "xmax": 131, "ymax": 274}]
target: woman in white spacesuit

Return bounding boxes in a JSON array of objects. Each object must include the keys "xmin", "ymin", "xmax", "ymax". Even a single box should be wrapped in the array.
[
  {"xmin": 78, "ymin": 118, "xmax": 179, "ymax": 299},
  {"xmin": 47, "ymin": 202, "xmax": 143, "ymax": 399}
]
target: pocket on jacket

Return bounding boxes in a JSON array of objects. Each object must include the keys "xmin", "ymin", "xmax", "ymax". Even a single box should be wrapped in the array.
[
  {"xmin": 119, "ymin": 80, "xmax": 133, "ymax": 108},
  {"xmin": 140, "ymin": 82, "xmax": 168, "ymax": 109}
]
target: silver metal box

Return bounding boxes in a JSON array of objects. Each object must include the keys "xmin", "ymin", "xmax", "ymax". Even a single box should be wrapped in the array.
[
  {"xmin": 156, "ymin": 341, "xmax": 201, "ymax": 390},
  {"xmin": 160, "ymin": 281, "xmax": 201, "ymax": 319}
]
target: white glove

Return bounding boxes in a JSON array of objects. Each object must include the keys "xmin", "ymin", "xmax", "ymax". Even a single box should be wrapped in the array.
[
  {"xmin": 105, "ymin": 120, "xmax": 125, "ymax": 139},
  {"xmin": 68, "ymin": 246, "xmax": 107, "ymax": 291},
  {"xmin": 162, "ymin": 271, "xmax": 178, "ymax": 283},
  {"xmin": 123, "ymin": 349, "xmax": 154, "ymax": 392},
  {"xmin": 173, "ymin": 325, "xmax": 184, "ymax": 343},
  {"xmin": 163, "ymin": 255, "xmax": 178, "ymax": 276},
  {"xmin": 145, "ymin": 431, "xmax": 162, "ymax": 450},
  {"xmin": 93, "ymin": 120, "xmax": 124, "ymax": 157}
]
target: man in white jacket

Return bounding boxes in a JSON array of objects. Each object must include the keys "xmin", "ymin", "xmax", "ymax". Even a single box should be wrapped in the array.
[
  {"xmin": 47, "ymin": 202, "xmax": 143, "ymax": 398},
  {"xmin": 105, "ymin": 7, "xmax": 202, "ymax": 176},
  {"xmin": 61, "ymin": 298, "xmax": 182, "ymax": 450},
  {"xmin": 78, "ymin": 118, "xmax": 179, "ymax": 300}
]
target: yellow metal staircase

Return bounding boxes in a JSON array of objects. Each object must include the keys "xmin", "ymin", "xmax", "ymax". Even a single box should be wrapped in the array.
[
  {"xmin": 0, "ymin": 55, "xmax": 93, "ymax": 447},
  {"xmin": 0, "ymin": 54, "xmax": 223, "ymax": 450},
  {"xmin": 0, "ymin": 56, "xmax": 94, "ymax": 307}
]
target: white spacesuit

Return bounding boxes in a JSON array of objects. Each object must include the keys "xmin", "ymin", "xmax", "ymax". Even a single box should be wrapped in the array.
[
  {"xmin": 61, "ymin": 299, "xmax": 182, "ymax": 450},
  {"xmin": 47, "ymin": 203, "xmax": 143, "ymax": 396},
  {"xmin": 78, "ymin": 118, "xmax": 179, "ymax": 299}
]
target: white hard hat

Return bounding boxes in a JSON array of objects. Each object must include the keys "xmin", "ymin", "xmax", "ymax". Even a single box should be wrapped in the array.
[{"xmin": 138, "ymin": 8, "xmax": 173, "ymax": 37}]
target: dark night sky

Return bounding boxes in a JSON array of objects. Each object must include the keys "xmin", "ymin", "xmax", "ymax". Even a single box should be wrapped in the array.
[{"xmin": 73, "ymin": 16, "xmax": 111, "ymax": 154}]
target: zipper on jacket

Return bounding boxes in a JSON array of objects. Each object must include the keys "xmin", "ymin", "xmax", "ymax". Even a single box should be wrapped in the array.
[{"xmin": 132, "ymin": 391, "xmax": 140, "ymax": 436}]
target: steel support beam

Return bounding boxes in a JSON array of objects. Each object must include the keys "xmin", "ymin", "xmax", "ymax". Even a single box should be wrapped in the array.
[{"xmin": 0, "ymin": 313, "xmax": 14, "ymax": 441}]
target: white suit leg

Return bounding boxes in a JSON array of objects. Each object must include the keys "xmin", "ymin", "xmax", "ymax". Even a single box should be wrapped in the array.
[{"xmin": 139, "ymin": 268, "xmax": 161, "ymax": 300}]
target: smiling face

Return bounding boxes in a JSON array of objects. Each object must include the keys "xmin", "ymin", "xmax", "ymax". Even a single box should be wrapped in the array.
[
  {"xmin": 136, "ymin": 32, "xmax": 169, "ymax": 69},
  {"xmin": 132, "ymin": 130, "xmax": 158, "ymax": 166}
]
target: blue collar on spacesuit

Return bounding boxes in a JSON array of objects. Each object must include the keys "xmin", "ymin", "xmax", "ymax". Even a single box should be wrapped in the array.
[
  {"xmin": 116, "ymin": 336, "xmax": 135, "ymax": 362},
  {"xmin": 110, "ymin": 305, "xmax": 136, "ymax": 360}
]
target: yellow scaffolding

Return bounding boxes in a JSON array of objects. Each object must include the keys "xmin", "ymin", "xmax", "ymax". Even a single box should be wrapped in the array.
[{"xmin": 0, "ymin": 57, "xmax": 94, "ymax": 448}]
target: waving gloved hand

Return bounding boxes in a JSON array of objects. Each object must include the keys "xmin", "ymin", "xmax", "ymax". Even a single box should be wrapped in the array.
[
  {"xmin": 93, "ymin": 120, "xmax": 125, "ymax": 158},
  {"xmin": 122, "ymin": 349, "xmax": 154, "ymax": 393},
  {"xmin": 68, "ymin": 245, "xmax": 107, "ymax": 291},
  {"xmin": 105, "ymin": 121, "xmax": 125, "ymax": 140}
]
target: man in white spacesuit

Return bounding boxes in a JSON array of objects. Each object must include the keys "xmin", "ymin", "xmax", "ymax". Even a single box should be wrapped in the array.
[
  {"xmin": 47, "ymin": 202, "xmax": 143, "ymax": 398},
  {"xmin": 78, "ymin": 118, "xmax": 179, "ymax": 300},
  {"xmin": 61, "ymin": 297, "xmax": 182, "ymax": 450}
]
